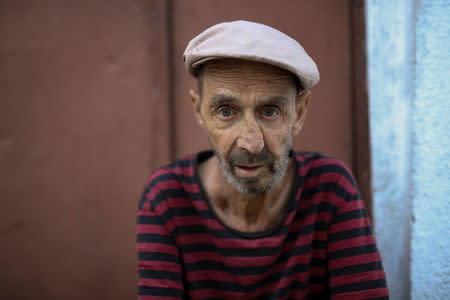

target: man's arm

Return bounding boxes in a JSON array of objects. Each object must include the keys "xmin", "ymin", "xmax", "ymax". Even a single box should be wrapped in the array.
[
  {"xmin": 327, "ymin": 168, "xmax": 389, "ymax": 299},
  {"xmin": 137, "ymin": 183, "xmax": 183, "ymax": 299}
]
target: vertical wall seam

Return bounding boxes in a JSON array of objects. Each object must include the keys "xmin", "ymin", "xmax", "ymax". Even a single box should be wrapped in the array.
[
  {"xmin": 165, "ymin": 0, "xmax": 176, "ymax": 161},
  {"xmin": 349, "ymin": 0, "xmax": 358, "ymax": 187},
  {"xmin": 349, "ymin": 0, "xmax": 373, "ymax": 219},
  {"xmin": 407, "ymin": 0, "xmax": 420, "ymax": 298}
]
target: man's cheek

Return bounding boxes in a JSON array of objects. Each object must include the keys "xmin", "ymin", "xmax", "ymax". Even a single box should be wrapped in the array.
[
  {"xmin": 265, "ymin": 132, "xmax": 289, "ymax": 152},
  {"xmin": 209, "ymin": 128, "xmax": 232, "ymax": 146}
]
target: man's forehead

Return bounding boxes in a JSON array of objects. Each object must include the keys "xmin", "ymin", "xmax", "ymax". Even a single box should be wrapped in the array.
[
  {"xmin": 203, "ymin": 59, "xmax": 294, "ymax": 78},
  {"xmin": 202, "ymin": 62, "xmax": 297, "ymax": 108},
  {"xmin": 202, "ymin": 59, "xmax": 299, "ymax": 91}
]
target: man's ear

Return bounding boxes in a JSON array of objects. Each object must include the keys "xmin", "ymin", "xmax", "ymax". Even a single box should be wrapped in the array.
[
  {"xmin": 293, "ymin": 90, "xmax": 311, "ymax": 135},
  {"xmin": 189, "ymin": 89, "xmax": 204, "ymax": 126}
]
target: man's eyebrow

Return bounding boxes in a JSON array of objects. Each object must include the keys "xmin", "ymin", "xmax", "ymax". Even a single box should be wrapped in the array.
[
  {"xmin": 208, "ymin": 94, "xmax": 290, "ymax": 107},
  {"xmin": 259, "ymin": 96, "xmax": 290, "ymax": 107},
  {"xmin": 209, "ymin": 94, "xmax": 238, "ymax": 107}
]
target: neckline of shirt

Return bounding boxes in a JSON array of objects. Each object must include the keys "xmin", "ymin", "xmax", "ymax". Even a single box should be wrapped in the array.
[{"xmin": 193, "ymin": 149, "xmax": 300, "ymax": 239}]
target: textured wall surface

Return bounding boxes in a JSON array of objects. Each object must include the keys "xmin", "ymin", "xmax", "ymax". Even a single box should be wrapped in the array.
[
  {"xmin": 367, "ymin": 0, "xmax": 450, "ymax": 299},
  {"xmin": 0, "ymin": 1, "xmax": 171, "ymax": 298},
  {"xmin": 411, "ymin": 0, "xmax": 450, "ymax": 299},
  {"xmin": 367, "ymin": 1, "xmax": 414, "ymax": 298}
]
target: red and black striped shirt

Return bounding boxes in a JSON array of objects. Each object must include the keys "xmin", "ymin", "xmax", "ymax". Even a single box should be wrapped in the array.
[{"xmin": 137, "ymin": 150, "xmax": 389, "ymax": 299}]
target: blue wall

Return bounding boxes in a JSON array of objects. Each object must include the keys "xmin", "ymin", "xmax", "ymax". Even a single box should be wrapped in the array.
[
  {"xmin": 411, "ymin": 1, "xmax": 450, "ymax": 299},
  {"xmin": 367, "ymin": 0, "xmax": 449, "ymax": 299},
  {"xmin": 367, "ymin": 1, "xmax": 414, "ymax": 298}
]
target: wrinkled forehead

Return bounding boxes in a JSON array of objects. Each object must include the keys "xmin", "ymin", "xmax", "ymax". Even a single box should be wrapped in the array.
[
  {"xmin": 198, "ymin": 60, "xmax": 299, "ymax": 109},
  {"xmin": 202, "ymin": 59, "xmax": 299, "ymax": 91}
]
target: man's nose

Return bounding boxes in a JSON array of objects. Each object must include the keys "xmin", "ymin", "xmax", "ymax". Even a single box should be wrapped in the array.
[{"xmin": 236, "ymin": 114, "xmax": 264, "ymax": 154}]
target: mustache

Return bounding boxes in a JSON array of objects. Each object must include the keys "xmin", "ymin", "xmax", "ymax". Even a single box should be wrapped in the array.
[{"xmin": 227, "ymin": 147, "xmax": 274, "ymax": 165}]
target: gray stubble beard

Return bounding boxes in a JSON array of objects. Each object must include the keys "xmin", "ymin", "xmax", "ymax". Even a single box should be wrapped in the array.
[{"xmin": 215, "ymin": 138, "xmax": 292, "ymax": 195}]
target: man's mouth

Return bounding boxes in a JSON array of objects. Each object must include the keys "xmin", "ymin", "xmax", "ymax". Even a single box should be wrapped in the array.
[{"xmin": 234, "ymin": 164, "xmax": 263, "ymax": 177}]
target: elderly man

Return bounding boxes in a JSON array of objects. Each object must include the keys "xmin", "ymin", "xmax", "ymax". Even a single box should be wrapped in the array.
[{"xmin": 137, "ymin": 20, "xmax": 388, "ymax": 299}]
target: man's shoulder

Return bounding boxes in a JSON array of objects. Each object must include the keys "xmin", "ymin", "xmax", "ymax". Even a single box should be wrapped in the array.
[
  {"xmin": 293, "ymin": 151, "xmax": 352, "ymax": 173},
  {"xmin": 138, "ymin": 152, "xmax": 201, "ymax": 210},
  {"xmin": 292, "ymin": 150, "xmax": 357, "ymax": 191},
  {"xmin": 149, "ymin": 153, "xmax": 198, "ymax": 183}
]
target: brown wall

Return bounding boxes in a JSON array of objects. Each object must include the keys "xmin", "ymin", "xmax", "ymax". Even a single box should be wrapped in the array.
[
  {"xmin": 0, "ymin": 1, "xmax": 169, "ymax": 298},
  {"xmin": 0, "ymin": 1, "xmax": 370, "ymax": 299}
]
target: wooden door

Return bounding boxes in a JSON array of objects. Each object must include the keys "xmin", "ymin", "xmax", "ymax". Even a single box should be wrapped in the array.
[{"xmin": 0, "ymin": 1, "xmax": 370, "ymax": 299}]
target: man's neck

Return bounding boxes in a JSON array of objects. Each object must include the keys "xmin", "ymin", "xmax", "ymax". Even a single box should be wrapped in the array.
[{"xmin": 198, "ymin": 154, "xmax": 295, "ymax": 233}]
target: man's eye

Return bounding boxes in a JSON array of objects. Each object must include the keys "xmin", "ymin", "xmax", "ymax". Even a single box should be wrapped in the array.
[
  {"xmin": 219, "ymin": 108, "xmax": 233, "ymax": 117},
  {"xmin": 263, "ymin": 108, "xmax": 277, "ymax": 117}
]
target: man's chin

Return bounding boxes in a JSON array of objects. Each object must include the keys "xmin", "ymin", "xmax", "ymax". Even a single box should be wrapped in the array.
[
  {"xmin": 232, "ymin": 182, "xmax": 268, "ymax": 195},
  {"xmin": 227, "ymin": 174, "xmax": 275, "ymax": 195},
  {"xmin": 218, "ymin": 157, "xmax": 285, "ymax": 195}
]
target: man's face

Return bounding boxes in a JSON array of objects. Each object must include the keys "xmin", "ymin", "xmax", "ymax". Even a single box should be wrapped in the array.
[{"xmin": 191, "ymin": 59, "xmax": 309, "ymax": 195}]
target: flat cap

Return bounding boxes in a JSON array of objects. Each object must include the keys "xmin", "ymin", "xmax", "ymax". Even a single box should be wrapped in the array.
[{"xmin": 183, "ymin": 20, "xmax": 320, "ymax": 90}]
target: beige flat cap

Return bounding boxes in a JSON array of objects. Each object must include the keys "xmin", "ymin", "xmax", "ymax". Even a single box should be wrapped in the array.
[{"xmin": 183, "ymin": 20, "xmax": 320, "ymax": 90}]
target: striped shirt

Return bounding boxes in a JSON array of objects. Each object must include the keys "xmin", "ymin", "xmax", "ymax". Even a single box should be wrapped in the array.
[{"xmin": 137, "ymin": 150, "xmax": 389, "ymax": 299}]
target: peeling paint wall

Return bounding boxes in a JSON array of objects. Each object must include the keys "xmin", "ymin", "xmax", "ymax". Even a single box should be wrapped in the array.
[
  {"xmin": 411, "ymin": 0, "xmax": 450, "ymax": 299},
  {"xmin": 367, "ymin": 1, "xmax": 414, "ymax": 298},
  {"xmin": 367, "ymin": 0, "xmax": 450, "ymax": 299}
]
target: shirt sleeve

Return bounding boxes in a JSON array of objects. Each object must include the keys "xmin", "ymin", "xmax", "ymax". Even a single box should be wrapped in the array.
[
  {"xmin": 327, "ymin": 168, "xmax": 389, "ymax": 299},
  {"xmin": 137, "ymin": 183, "xmax": 184, "ymax": 300}
]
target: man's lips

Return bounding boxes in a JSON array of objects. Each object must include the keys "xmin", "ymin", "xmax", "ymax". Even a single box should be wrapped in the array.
[{"xmin": 234, "ymin": 164, "xmax": 263, "ymax": 177}]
